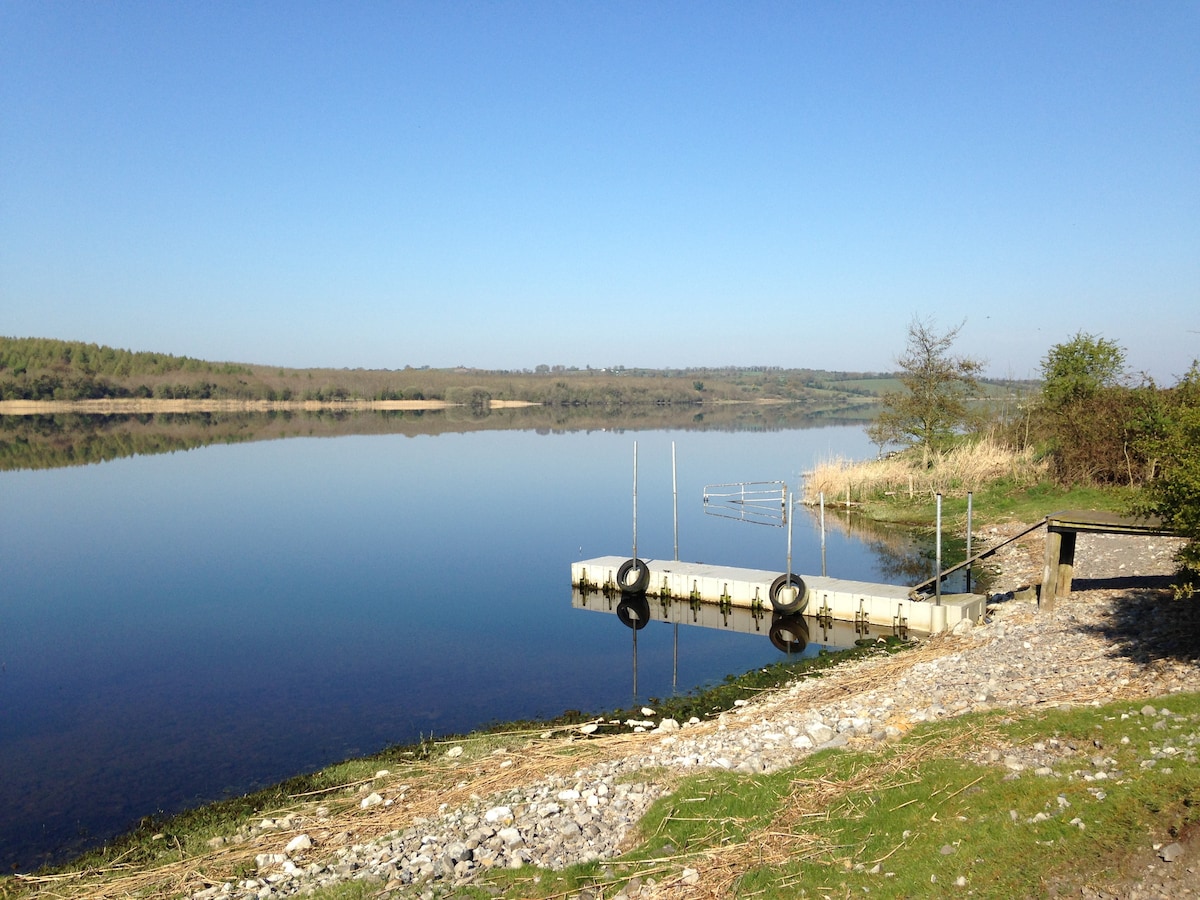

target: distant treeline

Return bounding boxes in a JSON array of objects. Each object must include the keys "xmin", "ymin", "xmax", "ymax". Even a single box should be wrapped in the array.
[{"xmin": 0, "ymin": 336, "xmax": 907, "ymax": 412}]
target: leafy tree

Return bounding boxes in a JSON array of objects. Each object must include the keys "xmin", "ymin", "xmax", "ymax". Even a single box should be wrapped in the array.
[
  {"xmin": 1134, "ymin": 362, "xmax": 1200, "ymax": 595},
  {"xmin": 1040, "ymin": 331, "xmax": 1126, "ymax": 407},
  {"xmin": 1032, "ymin": 333, "xmax": 1142, "ymax": 484},
  {"xmin": 867, "ymin": 317, "xmax": 983, "ymax": 462}
]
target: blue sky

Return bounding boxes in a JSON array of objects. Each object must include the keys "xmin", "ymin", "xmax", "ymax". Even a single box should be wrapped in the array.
[{"xmin": 2, "ymin": 2, "xmax": 1197, "ymax": 380}]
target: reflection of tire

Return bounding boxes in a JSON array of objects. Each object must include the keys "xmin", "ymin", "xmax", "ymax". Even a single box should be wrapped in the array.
[
  {"xmin": 616, "ymin": 558, "xmax": 650, "ymax": 593},
  {"xmin": 769, "ymin": 573, "xmax": 808, "ymax": 614},
  {"xmin": 770, "ymin": 613, "xmax": 811, "ymax": 654},
  {"xmin": 616, "ymin": 593, "xmax": 650, "ymax": 630}
]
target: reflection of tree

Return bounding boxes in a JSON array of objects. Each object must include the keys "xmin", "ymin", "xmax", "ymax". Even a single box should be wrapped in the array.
[
  {"xmin": 0, "ymin": 407, "xmax": 871, "ymax": 472},
  {"xmin": 813, "ymin": 508, "xmax": 971, "ymax": 588}
]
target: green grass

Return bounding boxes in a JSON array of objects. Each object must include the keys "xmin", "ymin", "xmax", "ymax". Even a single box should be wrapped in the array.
[
  {"xmin": 0, "ymin": 638, "xmax": 911, "ymax": 899},
  {"xmin": 9, "ymin": 669, "xmax": 1195, "ymax": 900},
  {"xmin": 491, "ymin": 694, "xmax": 1200, "ymax": 899},
  {"xmin": 860, "ymin": 478, "xmax": 1138, "ymax": 530}
]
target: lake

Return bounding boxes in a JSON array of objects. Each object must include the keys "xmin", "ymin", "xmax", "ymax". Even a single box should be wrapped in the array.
[{"xmin": 0, "ymin": 416, "xmax": 896, "ymax": 871}]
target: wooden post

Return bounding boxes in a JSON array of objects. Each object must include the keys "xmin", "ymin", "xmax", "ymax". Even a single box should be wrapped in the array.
[
  {"xmin": 1058, "ymin": 531, "xmax": 1077, "ymax": 596},
  {"xmin": 1041, "ymin": 528, "xmax": 1062, "ymax": 612}
]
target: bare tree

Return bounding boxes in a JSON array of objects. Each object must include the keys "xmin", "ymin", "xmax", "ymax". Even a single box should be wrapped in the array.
[{"xmin": 867, "ymin": 317, "xmax": 984, "ymax": 463}]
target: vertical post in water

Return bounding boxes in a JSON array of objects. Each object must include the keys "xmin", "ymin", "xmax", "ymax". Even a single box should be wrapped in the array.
[
  {"xmin": 672, "ymin": 441, "xmax": 679, "ymax": 561},
  {"xmin": 820, "ymin": 491, "xmax": 827, "ymax": 577},
  {"xmin": 632, "ymin": 625, "xmax": 638, "ymax": 701},
  {"xmin": 966, "ymin": 491, "xmax": 974, "ymax": 594},
  {"xmin": 786, "ymin": 490, "xmax": 794, "ymax": 576},
  {"xmin": 632, "ymin": 441, "xmax": 638, "ymax": 563},
  {"xmin": 672, "ymin": 441, "xmax": 679, "ymax": 693},
  {"xmin": 935, "ymin": 492, "xmax": 943, "ymax": 606},
  {"xmin": 672, "ymin": 621, "xmax": 678, "ymax": 693}
]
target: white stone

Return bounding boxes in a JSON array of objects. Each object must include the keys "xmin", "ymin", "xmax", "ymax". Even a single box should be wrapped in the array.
[
  {"xmin": 446, "ymin": 746, "xmax": 464, "ymax": 758},
  {"xmin": 806, "ymin": 723, "xmax": 835, "ymax": 744},
  {"xmin": 284, "ymin": 834, "xmax": 312, "ymax": 854},
  {"xmin": 1160, "ymin": 842, "xmax": 1185, "ymax": 862},
  {"xmin": 360, "ymin": 793, "xmax": 383, "ymax": 809},
  {"xmin": 255, "ymin": 853, "xmax": 287, "ymax": 871},
  {"xmin": 485, "ymin": 806, "xmax": 514, "ymax": 825}
]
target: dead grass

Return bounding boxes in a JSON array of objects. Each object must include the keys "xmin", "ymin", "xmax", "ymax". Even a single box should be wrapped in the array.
[
  {"xmin": 3, "ymin": 726, "xmax": 671, "ymax": 900},
  {"xmin": 685, "ymin": 723, "xmax": 1000, "ymax": 899},
  {"xmin": 803, "ymin": 437, "xmax": 1047, "ymax": 505}
]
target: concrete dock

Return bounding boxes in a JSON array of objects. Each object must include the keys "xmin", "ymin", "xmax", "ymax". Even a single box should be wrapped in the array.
[{"xmin": 571, "ymin": 556, "xmax": 985, "ymax": 635}]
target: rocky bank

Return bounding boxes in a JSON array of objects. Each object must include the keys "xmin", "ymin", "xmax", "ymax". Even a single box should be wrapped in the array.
[{"xmin": 188, "ymin": 526, "xmax": 1197, "ymax": 900}]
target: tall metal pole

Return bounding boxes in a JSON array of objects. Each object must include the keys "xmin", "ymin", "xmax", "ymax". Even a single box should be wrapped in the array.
[
  {"xmin": 966, "ymin": 491, "xmax": 974, "ymax": 594},
  {"xmin": 672, "ymin": 441, "xmax": 679, "ymax": 561},
  {"xmin": 786, "ymin": 490, "xmax": 794, "ymax": 576},
  {"xmin": 631, "ymin": 441, "xmax": 638, "ymax": 562},
  {"xmin": 672, "ymin": 441, "xmax": 679, "ymax": 692},
  {"xmin": 819, "ymin": 491, "xmax": 827, "ymax": 577},
  {"xmin": 935, "ymin": 492, "xmax": 943, "ymax": 606}
]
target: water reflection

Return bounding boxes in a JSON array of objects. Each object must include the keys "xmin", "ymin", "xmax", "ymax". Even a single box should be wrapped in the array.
[
  {"xmin": 1, "ymin": 422, "xmax": 888, "ymax": 871},
  {"xmin": 809, "ymin": 506, "xmax": 977, "ymax": 593},
  {"xmin": 769, "ymin": 613, "xmax": 811, "ymax": 654},
  {"xmin": 571, "ymin": 587, "xmax": 883, "ymax": 655},
  {"xmin": 571, "ymin": 585, "xmax": 914, "ymax": 706},
  {"xmin": 0, "ymin": 406, "xmax": 869, "ymax": 472}
]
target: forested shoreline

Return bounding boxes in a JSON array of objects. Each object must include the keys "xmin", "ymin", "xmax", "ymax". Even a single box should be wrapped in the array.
[{"xmin": 0, "ymin": 335, "xmax": 913, "ymax": 412}]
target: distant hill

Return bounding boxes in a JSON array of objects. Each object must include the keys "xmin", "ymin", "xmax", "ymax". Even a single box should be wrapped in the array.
[{"xmin": 0, "ymin": 336, "xmax": 1030, "ymax": 412}]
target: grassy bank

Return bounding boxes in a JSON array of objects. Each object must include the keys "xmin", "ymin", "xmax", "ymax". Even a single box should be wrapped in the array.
[
  {"xmin": 30, "ymin": 684, "xmax": 1193, "ymax": 900},
  {"xmin": 803, "ymin": 438, "xmax": 1137, "ymax": 529},
  {"xmin": 493, "ymin": 692, "xmax": 1200, "ymax": 900},
  {"xmin": 0, "ymin": 641, "xmax": 907, "ymax": 900}
]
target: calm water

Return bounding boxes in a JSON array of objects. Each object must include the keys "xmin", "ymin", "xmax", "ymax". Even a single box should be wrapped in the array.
[{"xmin": 0, "ymin": 422, "xmax": 884, "ymax": 870}]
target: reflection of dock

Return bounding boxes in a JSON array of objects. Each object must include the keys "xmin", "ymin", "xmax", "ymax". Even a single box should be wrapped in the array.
[
  {"xmin": 571, "ymin": 556, "xmax": 984, "ymax": 635},
  {"xmin": 571, "ymin": 588, "xmax": 893, "ymax": 650}
]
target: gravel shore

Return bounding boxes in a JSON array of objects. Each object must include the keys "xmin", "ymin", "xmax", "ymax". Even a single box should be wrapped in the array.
[{"xmin": 192, "ymin": 526, "xmax": 1198, "ymax": 900}]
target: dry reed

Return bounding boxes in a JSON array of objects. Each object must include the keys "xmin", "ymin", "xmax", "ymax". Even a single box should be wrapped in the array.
[{"xmin": 802, "ymin": 437, "xmax": 1046, "ymax": 506}]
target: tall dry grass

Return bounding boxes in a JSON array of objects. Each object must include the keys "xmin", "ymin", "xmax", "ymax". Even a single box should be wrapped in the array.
[{"xmin": 802, "ymin": 437, "xmax": 1046, "ymax": 504}]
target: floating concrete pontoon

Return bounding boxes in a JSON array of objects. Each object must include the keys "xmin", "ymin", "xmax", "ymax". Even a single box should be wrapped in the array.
[{"xmin": 571, "ymin": 556, "xmax": 984, "ymax": 635}]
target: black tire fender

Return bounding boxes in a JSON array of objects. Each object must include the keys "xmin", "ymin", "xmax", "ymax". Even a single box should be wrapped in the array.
[
  {"xmin": 616, "ymin": 593, "xmax": 650, "ymax": 630},
  {"xmin": 769, "ymin": 573, "xmax": 808, "ymax": 614},
  {"xmin": 769, "ymin": 613, "xmax": 811, "ymax": 654},
  {"xmin": 616, "ymin": 558, "xmax": 650, "ymax": 594}
]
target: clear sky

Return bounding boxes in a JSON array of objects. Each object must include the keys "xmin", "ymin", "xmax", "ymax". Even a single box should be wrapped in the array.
[{"xmin": 2, "ymin": 2, "xmax": 1197, "ymax": 380}]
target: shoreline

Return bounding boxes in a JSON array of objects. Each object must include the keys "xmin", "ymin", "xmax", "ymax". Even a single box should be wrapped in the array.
[
  {"xmin": 0, "ymin": 398, "xmax": 540, "ymax": 415},
  {"xmin": 11, "ymin": 527, "xmax": 1197, "ymax": 898}
]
